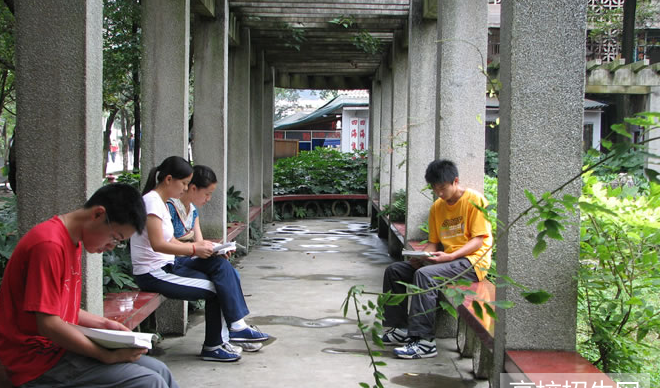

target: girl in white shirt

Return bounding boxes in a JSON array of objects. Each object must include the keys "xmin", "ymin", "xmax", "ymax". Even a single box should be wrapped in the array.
[{"xmin": 130, "ymin": 156, "xmax": 269, "ymax": 363}]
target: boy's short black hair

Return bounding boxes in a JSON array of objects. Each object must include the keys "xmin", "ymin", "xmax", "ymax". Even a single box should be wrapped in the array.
[
  {"xmin": 425, "ymin": 159, "xmax": 459, "ymax": 185},
  {"xmin": 84, "ymin": 183, "xmax": 146, "ymax": 234}
]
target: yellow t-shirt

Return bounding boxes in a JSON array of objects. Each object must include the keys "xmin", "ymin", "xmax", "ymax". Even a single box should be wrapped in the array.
[{"xmin": 428, "ymin": 188, "xmax": 493, "ymax": 281}]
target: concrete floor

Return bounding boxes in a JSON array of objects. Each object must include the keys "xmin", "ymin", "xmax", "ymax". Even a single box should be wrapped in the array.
[{"xmin": 153, "ymin": 218, "xmax": 488, "ymax": 388}]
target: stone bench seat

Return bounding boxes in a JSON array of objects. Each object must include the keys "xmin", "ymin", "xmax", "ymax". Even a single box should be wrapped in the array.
[{"xmin": 104, "ymin": 291, "xmax": 167, "ymax": 330}]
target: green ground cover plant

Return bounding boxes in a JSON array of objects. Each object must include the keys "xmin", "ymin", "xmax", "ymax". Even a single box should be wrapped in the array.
[{"xmin": 273, "ymin": 148, "xmax": 367, "ymax": 195}]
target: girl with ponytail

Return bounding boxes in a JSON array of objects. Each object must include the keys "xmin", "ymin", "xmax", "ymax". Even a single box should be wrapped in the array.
[{"xmin": 130, "ymin": 157, "xmax": 269, "ymax": 363}]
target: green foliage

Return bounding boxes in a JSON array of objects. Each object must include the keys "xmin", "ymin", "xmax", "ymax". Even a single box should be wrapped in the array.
[
  {"xmin": 577, "ymin": 175, "xmax": 660, "ymax": 377},
  {"xmin": 352, "ymin": 31, "xmax": 382, "ymax": 55},
  {"xmin": 102, "ymin": 245, "xmax": 137, "ymax": 293},
  {"xmin": 587, "ymin": 0, "xmax": 659, "ymax": 41},
  {"xmin": 273, "ymin": 148, "xmax": 367, "ymax": 195},
  {"xmin": 115, "ymin": 170, "xmax": 141, "ymax": 190},
  {"xmin": 485, "ymin": 149, "xmax": 498, "ymax": 177},
  {"xmin": 103, "ymin": 0, "xmax": 141, "ymax": 110},
  {"xmin": 293, "ymin": 205, "xmax": 307, "ymax": 219},
  {"xmin": 226, "ymin": 186, "xmax": 244, "ymax": 223},
  {"xmin": 377, "ymin": 189, "xmax": 406, "ymax": 223},
  {"xmin": 0, "ymin": 3, "xmax": 15, "ymax": 163},
  {"xmin": 348, "ymin": 112, "xmax": 660, "ymax": 388},
  {"xmin": 277, "ymin": 22, "xmax": 306, "ymax": 51},
  {"xmin": 0, "ymin": 196, "xmax": 17, "ymax": 285},
  {"xmin": 329, "ymin": 14, "xmax": 382, "ymax": 55}
]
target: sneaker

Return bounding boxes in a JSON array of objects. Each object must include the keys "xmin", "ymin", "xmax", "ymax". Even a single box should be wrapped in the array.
[
  {"xmin": 231, "ymin": 341, "xmax": 264, "ymax": 352},
  {"xmin": 223, "ymin": 342, "xmax": 244, "ymax": 355},
  {"xmin": 229, "ymin": 325, "xmax": 270, "ymax": 342},
  {"xmin": 200, "ymin": 343, "xmax": 242, "ymax": 362},
  {"xmin": 393, "ymin": 339, "xmax": 438, "ymax": 359},
  {"xmin": 381, "ymin": 327, "xmax": 409, "ymax": 346}
]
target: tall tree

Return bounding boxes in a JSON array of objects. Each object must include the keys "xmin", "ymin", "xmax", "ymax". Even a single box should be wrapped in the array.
[
  {"xmin": 0, "ymin": 1, "xmax": 14, "ymax": 190},
  {"xmin": 103, "ymin": 0, "xmax": 141, "ymax": 175}
]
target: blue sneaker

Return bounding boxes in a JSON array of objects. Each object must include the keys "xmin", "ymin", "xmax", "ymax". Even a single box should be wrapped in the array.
[
  {"xmin": 201, "ymin": 343, "xmax": 242, "ymax": 362},
  {"xmin": 229, "ymin": 325, "xmax": 270, "ymax": 342}
]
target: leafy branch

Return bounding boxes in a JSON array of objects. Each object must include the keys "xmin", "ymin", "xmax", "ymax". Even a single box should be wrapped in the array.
[{"xmin": 345, "ymin": 112, "xmax": 660, "ymax": 386}]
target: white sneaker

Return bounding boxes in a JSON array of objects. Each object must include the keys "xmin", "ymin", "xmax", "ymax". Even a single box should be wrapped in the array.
[
  {"xmin": 232, "ymin": 341, "xmax": 264, "ymax": 352},
  {"xmin": 223, "ymin": 342, "xmax": 244, "ymax": 355},
  {"xmin": 393, "ymin": 339, "xmax": 437, "ymax": 359},
  {"xmin": 381, "ymin": 327, "xmax": 409, "ymax": 346}
]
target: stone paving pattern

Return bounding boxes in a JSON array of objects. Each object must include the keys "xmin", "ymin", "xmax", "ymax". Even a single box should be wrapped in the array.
[{"xmin": 154, "ymin": 218, "xmax": 489, "ymax": 388}]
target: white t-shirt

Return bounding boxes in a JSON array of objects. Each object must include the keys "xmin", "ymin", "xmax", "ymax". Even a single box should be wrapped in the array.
[{"xmin": 130, "ymin": 190, "xmax": 175, "ymax": 275}]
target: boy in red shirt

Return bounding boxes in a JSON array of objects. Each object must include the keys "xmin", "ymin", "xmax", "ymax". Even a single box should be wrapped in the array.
[{"xmin": 0, "ymin": 184, "xmax": 179, "ymax": 387}]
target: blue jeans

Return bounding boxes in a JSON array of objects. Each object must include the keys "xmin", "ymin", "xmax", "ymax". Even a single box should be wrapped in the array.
[{"xmin": 135, "ymin": 256, "xmax": 249, "ymax": 347}]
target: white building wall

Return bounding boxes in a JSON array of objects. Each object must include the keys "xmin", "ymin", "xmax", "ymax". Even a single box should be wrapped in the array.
[{"xmin": 341, "ymin": 108, "xmax": 369, "ymax": 152}]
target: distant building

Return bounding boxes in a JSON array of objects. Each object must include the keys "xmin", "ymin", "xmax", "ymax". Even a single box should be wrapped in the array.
[{"xmin": 274, "ymin": 92, "xmax": 369, "ymax": 157}]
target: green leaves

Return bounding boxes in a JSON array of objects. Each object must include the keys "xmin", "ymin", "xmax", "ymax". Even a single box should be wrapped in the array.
[
  {"xmin": 273, "ymin": 148, "xmax": 367, "ymax": 196},
  {"xmin": 521, "ymin": 290, "xmax": 552, "ymax": 304}
]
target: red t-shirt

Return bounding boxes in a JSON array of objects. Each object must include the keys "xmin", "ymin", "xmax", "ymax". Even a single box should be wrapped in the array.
[{"xmin": 0, "ymin": 216, "xmax": 82, "ymax": 386}]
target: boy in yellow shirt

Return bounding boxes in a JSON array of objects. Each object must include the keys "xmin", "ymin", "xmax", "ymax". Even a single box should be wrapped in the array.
[{"xmin": 381, "ymin": 159, "xmax": 493, "ymax": 359}]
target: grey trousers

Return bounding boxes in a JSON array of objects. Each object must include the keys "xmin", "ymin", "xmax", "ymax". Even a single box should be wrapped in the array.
[
  {"xmin": 20, "ymin": 352, "xmax": 179, "ymax": 388},
  {"xmin": 382, "ymin": 258, "xmax": 479, "ymax": 338}
]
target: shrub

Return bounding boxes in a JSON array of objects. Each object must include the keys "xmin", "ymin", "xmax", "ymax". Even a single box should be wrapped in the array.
[
  {"xmin": 577, "ymin": 175, "xmax": 660, "ymax": 380},
  {"xmin": 273, "ymin": 148, "xmax": 367, "ymax": 195},
  {"xmin": 0, "ymin": 196, "xmax": 17, "ymax": 285}
]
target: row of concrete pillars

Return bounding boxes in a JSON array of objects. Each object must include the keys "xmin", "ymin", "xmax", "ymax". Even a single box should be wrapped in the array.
[{"xmin": 15, "ymin": 1, "xmax": 657, "ymax": 384}]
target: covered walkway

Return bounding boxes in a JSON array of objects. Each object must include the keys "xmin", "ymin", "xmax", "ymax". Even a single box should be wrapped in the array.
[{"xmin": 155, "ymin": 218, "xmax": 486, "ymax": 388}]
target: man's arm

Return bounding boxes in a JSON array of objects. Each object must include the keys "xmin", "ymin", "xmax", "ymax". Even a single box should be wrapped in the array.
[
  {"xmin": 78, "ymin": 309, "xmax": 131, "ymax": 332},
  {"xmin": 35, "ymin": 312, "xmax": 147, "ymax": 364},
  {"xmin": 426, "ymin": 236, "xmax": 484, "ymax": 264}
]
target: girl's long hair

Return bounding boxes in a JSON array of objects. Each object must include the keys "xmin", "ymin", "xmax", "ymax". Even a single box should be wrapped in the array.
[{"xmin": 142, "ymin": 156, "xmax": 193, "ymax": 195}]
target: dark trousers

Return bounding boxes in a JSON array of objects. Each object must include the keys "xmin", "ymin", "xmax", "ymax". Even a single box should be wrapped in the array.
[
  {"xmin": 382, "ymin": 258, "xmax": 478, "ymax": 338},
  {"xmin": 135, "ymin": 256, "xmax": 249, "ymax": 347}
]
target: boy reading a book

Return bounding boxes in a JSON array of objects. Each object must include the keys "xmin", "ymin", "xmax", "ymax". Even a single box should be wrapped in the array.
[
  {"xmin": 381, "ymin": 159, "xmax": 493, "ymax": 359},
  {"xmin": 0, "ymin": 184, "xmax": 179, "ymax": 387}
]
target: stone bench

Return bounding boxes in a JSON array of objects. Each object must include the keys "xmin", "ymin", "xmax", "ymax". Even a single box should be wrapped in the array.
[{"xmin": 104, "ymin": 291, "xmax": 167, "ymax": 330}]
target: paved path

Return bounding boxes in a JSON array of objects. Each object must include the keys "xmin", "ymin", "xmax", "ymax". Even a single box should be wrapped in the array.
[{"xmin": 154, "ymin": 218, "xmax": 487, "ymax": 388}]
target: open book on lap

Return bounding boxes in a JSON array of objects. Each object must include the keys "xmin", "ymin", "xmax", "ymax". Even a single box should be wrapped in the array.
[
  {"xmin": 74, "ymin": 325, "xmax": 157, "ymax": 349},
  {"xmin": 191, "ymin": 241, "xmax": 237, "ymax": 259},
  {"xmin": 401, "ymin": 250, "xmax": 433, "ymax": 258}
]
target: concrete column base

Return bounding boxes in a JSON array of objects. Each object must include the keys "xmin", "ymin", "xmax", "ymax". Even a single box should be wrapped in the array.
[{"xmin": 155, "ymin": 299, "xmax": 188, "ymax": 335}]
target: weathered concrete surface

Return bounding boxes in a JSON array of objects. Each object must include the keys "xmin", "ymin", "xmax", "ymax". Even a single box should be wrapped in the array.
[{"xmin": 154, "ymin": 218, "xmax": 488, "ymax": 388}]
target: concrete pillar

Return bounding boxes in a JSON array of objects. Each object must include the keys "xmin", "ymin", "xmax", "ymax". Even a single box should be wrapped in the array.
[
  {"xmin": 141, "ymin": 0, "xmax": 190, "ymax": 176},
  {"xmin": 405, "ymin": 0, "xmax": 437, "ymax": 242},
  {"xmin": 249, "ymin": 50, "xmax": 265, "ymax": 234},
  {"xmin": 367, "ymin": 79, "xmax": 381, "ymax": 217},
  {"xmin": 379, "ymin": 63, "xmax": 393, "ymax": 209},
  {"xmin": 15, "ymin": 1, "xmax": 104, "ymax": 314},
  {"xmin": 390, "ymin": 32, "xmax": 408, "ymax": 220},
  {"xmin": 141, "ymin": 0, "xmax": 191, "ymax": 334},
  {"xmin": 263, "ymin": 66, "xmax": 275, "ymax": 222},
  {"xmin": 492, "ymin": 1, "xmax": 586, "ymax": 384},
  {"xmin": 227, "ymin": 28, "xmax": 251, "ymax": 248},
  {"xmin": 647, "ymin": 87, "xmax": 660, "ymax": 173},
  {"xmin": 436, "ymin": 0, "xmax": 488, "ymax": 193},
  {"xmin": 192, "ymin": 0, "xmax": 229, "ymax": 240}
]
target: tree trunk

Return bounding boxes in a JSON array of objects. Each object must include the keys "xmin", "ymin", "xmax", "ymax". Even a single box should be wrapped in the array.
[
  {"xmin": 120, "ymin": 108, "xmax": 129, "ymax": 172},
  {"xmin": 621, "ymin": 0, "xmax": 636, "ymax": 64},
  {"xmin": 104, "ymin": 108, "xmax": 118, "ymax": 177},
  {"xmin": 131, "ymin": 7, "xmax": 141, "ymax": 173}
]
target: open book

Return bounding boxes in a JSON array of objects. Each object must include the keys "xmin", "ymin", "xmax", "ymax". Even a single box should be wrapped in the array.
[
  {"xmin": 192, "ymin": 241, "xmax": 236, "ymax": 259},
  {"xmin": 74, "ymin": 325, "xmax": 157, "ymax": 349},
  {"xmin": 401, "ymin": 250, "xmax": 433, "ymax": 258}
]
